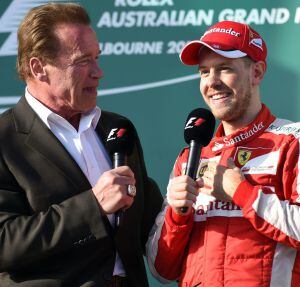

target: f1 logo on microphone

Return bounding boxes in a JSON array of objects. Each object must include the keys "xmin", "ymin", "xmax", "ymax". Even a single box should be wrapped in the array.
[
  {"xmin": 107, "ymin": 128, "xmax": 127, "ymax": 141},
  {"xmin": 185, "ymin": 117, "xmax": 205, "ymax": 129}
]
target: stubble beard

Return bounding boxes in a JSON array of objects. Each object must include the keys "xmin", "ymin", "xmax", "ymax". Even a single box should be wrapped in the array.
[{"xmin": 210, "ymin": 82, "xmax": 252, "ymax": 123}]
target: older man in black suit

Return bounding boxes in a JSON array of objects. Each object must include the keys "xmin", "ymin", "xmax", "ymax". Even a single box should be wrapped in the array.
[{"xmin": 0, "ymin": 3, "xmax": 162, "ymax": 287}]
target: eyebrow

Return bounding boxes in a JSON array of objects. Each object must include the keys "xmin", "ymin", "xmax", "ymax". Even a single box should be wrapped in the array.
[
  {"xmin": 74, "ymin": 50, "xmax": 101, "ymax": 62},
  {"xmin": 198, "ymin": 61, "xmax": 233, "ymax": 70}
]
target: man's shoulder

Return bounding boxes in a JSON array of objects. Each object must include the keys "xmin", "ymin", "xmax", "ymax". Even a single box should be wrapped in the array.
[
  {"xmin": 101, "ymin": 110, "xmax": 131, "ymax": 122},
  {"xmin": 0, "ymin": 108, "xmax": 14, "ymax": 129},
  {"xmin": 0, "ymin": 108, "xmax": 18, "ymax": 148},
  {"xmin": 100, "ymin": 110, "xmax": 136, "ymax": 131},
  {"xmin": 0, "ymin": 96, "xmax": 33, "ymax": 138}
]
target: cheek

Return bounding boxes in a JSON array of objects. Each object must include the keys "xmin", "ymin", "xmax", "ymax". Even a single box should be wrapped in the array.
[
  {"xmin": 232, "ymin": 79, "xmax": 248, "ymax": 96},
  {"xmin": 71, "ymin": 66, "xmax": 88, "ymax": 83},
  {"xmin": 72, "ymin": 72, "xmax": 84, "ymax": 86},
  {"xmin": 199, "ymin": 80, "xmax": 206, "ymax": 94}
]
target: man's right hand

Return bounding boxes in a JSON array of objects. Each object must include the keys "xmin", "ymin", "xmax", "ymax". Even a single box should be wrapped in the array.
[
  {"xmin": 92, "ymin": 166, "xmax": 136, "ymax": 214},
  {"xmin": 167, "ymin": 175, "xmax": 200, "ymax": 216}
]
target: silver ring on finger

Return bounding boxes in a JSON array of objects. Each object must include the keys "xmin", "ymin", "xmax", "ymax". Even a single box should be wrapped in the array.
[{"xmin": 127, "ymin": 185, "xmax": 136, "ymax": 197}]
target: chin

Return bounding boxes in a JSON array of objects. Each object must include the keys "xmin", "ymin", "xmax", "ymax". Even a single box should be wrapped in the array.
[
  {"xmin": 87, "ymin": 103, "xmax": 97, "ymax": 112},
  {"xmin": 211, "ymin": 108, "xmax": 231, "ymax": 121}
]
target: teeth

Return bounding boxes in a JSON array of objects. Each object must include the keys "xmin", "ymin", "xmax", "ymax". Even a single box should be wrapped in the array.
[{"xmin": 211, "ymin": 93, "xmax": 228, "ymax": 100}]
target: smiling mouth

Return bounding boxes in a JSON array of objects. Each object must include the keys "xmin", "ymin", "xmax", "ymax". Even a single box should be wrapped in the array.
[{"xmin": 210, "ymin": 92, "xmax": 230, "ymax": 100}]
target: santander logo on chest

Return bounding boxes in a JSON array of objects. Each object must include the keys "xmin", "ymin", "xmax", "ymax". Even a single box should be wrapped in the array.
[{"xmin": 212, "ymin": 121, "xmax": 264, "ymax": 152}]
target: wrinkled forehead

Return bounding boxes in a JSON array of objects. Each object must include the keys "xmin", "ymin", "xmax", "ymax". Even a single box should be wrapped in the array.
[
  {"xmin": 55, "ymin": 24, "xmax": 96, "ymax": 43},
  {"xmin": 54, "ymin": 23, "xmax": 99, "ymax": 56}
]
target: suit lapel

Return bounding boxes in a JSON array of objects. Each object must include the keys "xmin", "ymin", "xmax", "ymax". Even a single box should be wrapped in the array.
[
  {"xmin": 13, "ymin": 96, "xmax": 91, "ymax": 191},
  {"xmin": 95, "ymin": 113, "xmax": 109, "ymax": 144}
]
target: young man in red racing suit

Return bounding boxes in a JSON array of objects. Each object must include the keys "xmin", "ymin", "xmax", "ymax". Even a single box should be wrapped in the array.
[{"xmin": 147, "ymin": 20, "xmax": 300, "ymax": 287}]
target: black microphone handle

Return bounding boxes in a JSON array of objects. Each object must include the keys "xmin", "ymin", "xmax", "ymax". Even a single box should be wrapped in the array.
[
  {"xmin": 185, "ymin": 140, "xmax": 202, "ymax": 179},
  {"xmin": 113, "ymin": 153, "xmax": 127, "ymax": 168},
  {"xmin": 180, "ymin": 140, "xmax": 202, "ymax": 214},
  {"xmin": 113, "ymin": 152, "xmax": 127, "ymax": 227}
]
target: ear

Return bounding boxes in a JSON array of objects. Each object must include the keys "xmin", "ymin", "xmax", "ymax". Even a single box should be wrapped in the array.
[
  {"xmin": 251, "ymin": 61, "xmax": 266, "ymax": 85},
  {"xmin": 29, "ymin": 57, "xmax": 48, "ymax": 81}
]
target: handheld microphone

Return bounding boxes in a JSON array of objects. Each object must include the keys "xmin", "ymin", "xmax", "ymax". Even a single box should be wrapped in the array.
[
  {"xmin": 181, "ymin": 108, "xmax": 215, "ymax": 213},
  {"xmin": 105, "ymin": 118, "xmax": 135, "ymax": 227}
]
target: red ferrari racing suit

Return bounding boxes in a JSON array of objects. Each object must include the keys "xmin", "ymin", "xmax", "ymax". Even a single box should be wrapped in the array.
[{"xmin": 147, "ymin": 104, "xmax": 300, "ymax": 287}]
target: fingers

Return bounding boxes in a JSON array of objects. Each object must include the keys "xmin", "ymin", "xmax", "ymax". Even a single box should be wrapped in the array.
[
  {"xmin": 171, "ymin": 181, "xmax": 198, "ymax": 197},
  {"xmin": 200, "ymin": 158, "xmax": 244, "ymax": 201},
  {"xmin": 199, "ymin": 176, "xmax": 213, "ymax": 197},
  {"xmin": 195, "ymin": 177, "xmax": 204, "ymax": 188},
  {"xmin": 119, "ymin": 188, "xmax": 135, "ymax": 211},
  {"xmin": 169, "ymin": 175, "xmax": 198, "ymax": 196},
  {"xmin": 92, "ymin": 166, "xmax": 136, "ymax": 214},
  {"xmin": 167, "ymin": 175, "xmax": 199, "ymax": 214},
  {"xmin": 220, "ymin": 157, "xmax": 237, "ymax": 169},
  {"xmin": 201, "ymin": 162, "xmax": 217, "ymax": 191},
  {"xmin": 102, "ymin": 167, "xmax": 136, "ymax": 186},
  {"xmin": 226, "ymin": 157, "xmax": 241, "ymax": 172},
  {"xmin": 113, "ymin": 166, "xmax": 135, "ymax": 178}
]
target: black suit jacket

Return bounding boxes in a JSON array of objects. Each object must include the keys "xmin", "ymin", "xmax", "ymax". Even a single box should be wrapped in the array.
[{"xmin": 0, "ymin": 96, "xmax": 163, "ymax": 287}]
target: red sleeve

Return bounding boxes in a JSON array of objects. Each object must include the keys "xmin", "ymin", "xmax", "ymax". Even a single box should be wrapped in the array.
[
  {"xmin": 154, "ymin": 207, "xmax": 194, "ymax": 280},
  {"xmin": 147, "ymin": 148, "xmax": 195, "ymax": 282},
  {"xmin": 232, "ymin": 137, "xmax": 300, "ymax": 248}
]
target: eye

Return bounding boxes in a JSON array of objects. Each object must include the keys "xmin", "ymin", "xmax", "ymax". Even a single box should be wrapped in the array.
[
  {"xmin": 76, "ymin": 58, "xmax": 90, "ymax": 66},
  {"xmin": 199, "ymin": 69, "xmax": 209, "ymax": 77},
  {"xmin": 220, "ymin": 66, "xmax": 232, "ymax": 72}
]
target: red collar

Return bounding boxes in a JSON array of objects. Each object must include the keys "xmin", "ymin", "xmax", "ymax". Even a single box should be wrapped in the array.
[{"xmin": 208, "ymin": 104, "xmax": 275, "ymax": 154}]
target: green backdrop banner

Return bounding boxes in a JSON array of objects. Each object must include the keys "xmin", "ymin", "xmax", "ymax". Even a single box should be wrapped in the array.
[{"xmin": 0, "ymin": 1, "xmax": 299, "ymax": 286}]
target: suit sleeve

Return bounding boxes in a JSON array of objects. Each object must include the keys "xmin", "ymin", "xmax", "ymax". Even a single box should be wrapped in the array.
[
  {"xmin": 146, "ymin": 149, "xmax": 194, "ymax": 282},
  {"xmin": 0, "ymin": 154, "xmax": 108, "ymax": 272},
  {"xmin": 233, "ymin": 136, "xmax": 300, "ymax": 248}
]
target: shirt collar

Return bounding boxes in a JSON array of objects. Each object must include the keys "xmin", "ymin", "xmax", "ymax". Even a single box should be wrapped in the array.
[
  {"xmin": 208, "ymin": 104, "xmax": 276, "ymax": 153},
  {"xmin": 25, "ymin": 87, "xmax": 101, "ymax": 131},
  {"xmin": 25, "ymin": 87, "xmax": 52, "ymax": 128},
  {"xmin": 78, "ymin": 107, "xmax": 101, "ymax": 133}
]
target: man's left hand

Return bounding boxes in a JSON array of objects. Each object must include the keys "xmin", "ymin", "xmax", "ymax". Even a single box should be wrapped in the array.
[{"xmin": 199, "ymin": 158, "xmax": 245, "ymax": 202}]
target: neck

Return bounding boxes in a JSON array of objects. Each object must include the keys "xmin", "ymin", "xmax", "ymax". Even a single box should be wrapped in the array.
[
  {"xmin": 222, "ymin": 103, "xmax": 262, "ymax": 136},
  {"xmin": 27, "ymin": 83, "xmax": 81, "ymax": 131},
  {"xmin": 66, "ymin": 113, "xmax": 81, "ymax": 131}
]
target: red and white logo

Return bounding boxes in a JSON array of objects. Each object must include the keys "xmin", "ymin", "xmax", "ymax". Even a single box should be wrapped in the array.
[
  {"xmin": 107, "ymin": 128, "xmax": 127, "ymax": 141},
  {"xmin": 185, "ymin": 117, "xmax": 205, "ymax": 129},
  {"xmin": 212, "ymin": 141, "xmax": 224, "ymax": 151},
  {"xmin": 249, "ymin": 38, "xmax": 263, "ymax": 51}
]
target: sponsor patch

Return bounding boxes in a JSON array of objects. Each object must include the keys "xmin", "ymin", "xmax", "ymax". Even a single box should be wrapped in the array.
[
  {"xmin": 212, "ymin": 142, "xmax": 224, "ymax": 152},
  {"xmin": 249, "ymin": 38, "xmax": 263, "ymax": 51},
  {"xmin": 237, "ymin": 149, "xmax": 252, "ymax": 166},
  {"xmin": 196, "ymin": 156, "xmax": 220, "ymax": 178},
  {"xmin": 240, "ymin": 150, "xmax": 279, "ymax": 175},
  {"xmin": 194, "ymin": 194, "xmax": 243, "ymax": 222},
  {"xmin": 202, "ymin": 27, "xmax": 241, "ymax": 37},
  {"xmin": 181, "ymin": 156, "xmax": 220, "ymax": 178},
  {"xmin": 267, "ymin": 120, "xmax": 300, "ymax": 138}
]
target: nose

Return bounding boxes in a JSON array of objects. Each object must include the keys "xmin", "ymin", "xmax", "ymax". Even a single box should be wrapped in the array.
[
  {"xmin": 206, "ymin": 70, "xmax": 222, "ymax": 89},
  {"xmin": 90, "ymin": 60, "xmax": 103, "ymax": 79}
]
